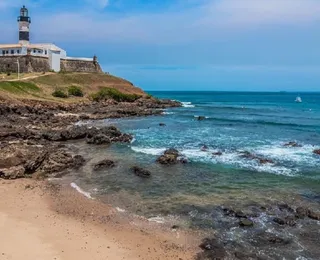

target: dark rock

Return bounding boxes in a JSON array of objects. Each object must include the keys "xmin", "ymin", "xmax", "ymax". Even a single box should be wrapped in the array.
[
  {"xmin": 212, "ymin": 151, "xmax": 222, "ymax": 156},
  {"xmin": 267, "ymin": 235, "xmax": 291, "ymax": 245},
  {"xmin": 284, "ymin": 216, "xmax": 296, "ymax": 226},
  {"xmin": 197, "ymin": 116, "xmax": 206, "ymax": 121},
  {"xmin": 93, "ymin": 159, "xmax": 116, "ymax": 171},
  {"xmin": 296, "ymin": 207, "xmax": 309, "ymax": 218},
  {"xmin": 159, "ymin": 123, "xmax": 166, "ymax": 126},
  {"xmin": 278, "ymin": 203, "xmax": 294, "ymax": 213},
  {"xmin": 239, "ymin": 218, "xmax": 253, "ymax": 227},
  {"xmin": 0, "ymin": 166, "xmax": 25, "ymax": 179},
  {"xmin": 313, "ymin": 149, "xmax": 320, "ymax": 155},
  {"xmin": 308, "ymin": 210, "xmax": 320, "ymax": 220},
  {"xmin": 201, "ymin": 145, "xmax": 209, "ymax": 152},
  {"xmin": 39, "ymin": 150, "xmax": 85, "ymax": 177},
  {"xmin": 284, "ymin": 141, "xmax": 302, "ymax": 148},
  {"xmin": 171, "ymin": 225, "xmax": 179, "ymax": 230},
  {"xmin": 86, "ymin": 134, "xmax": 111, "ymax": 145},
  {"xmin": 24, "ymin": 152, "xmax": 48, "ymax": 174},
  {"xmin": 179, "ymin": 157, "xmax": 188, "ymax": 164},
  {"xmin": 273, "ymin": 217, "xmax": 285, "ymax": 225},
  {"xmin": 222, "ymin": 207, "xmax": 235, "ymax": 217},
  {"xmin": 131, "ymin": 166, "xmax": 151, "ymax": 178},
  {"xmin": 235, "ymin": 211, "xmax": 247, "ymax": 218},
  {"xmin": 157, "ymin": 148, "xmax": 180, "ymax": 165},
  {"xmin": 239, "ymin": 151, "xmax": 274, "ymax": 164}
]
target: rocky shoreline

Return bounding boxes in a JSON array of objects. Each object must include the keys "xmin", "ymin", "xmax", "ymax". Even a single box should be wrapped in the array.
[
  {"xmin": 0, "ymin": 97, "xmax": 180, "ymax": 179},
  {"xmin": 1, "ymin": 96, "xmax": 320, "ymax": 260}
]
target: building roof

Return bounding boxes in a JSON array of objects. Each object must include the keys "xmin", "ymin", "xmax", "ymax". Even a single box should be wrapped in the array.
[
  {"xmin": 0, "ymin": 44, "xmax": 23, "ymax": 48},
  {"xmin": 0, "ymin": 43, "xmax": 65, "ymax": 52}
]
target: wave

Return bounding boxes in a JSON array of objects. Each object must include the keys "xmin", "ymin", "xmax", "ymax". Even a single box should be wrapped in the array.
[
  {"xmin": 129, "ymin": 144, "xmax": 320, "ymax": 177},
  {"xmin": 162, "ymin": 112, "xmax": 175, "ymax": 115},
  {"xmin": 180, "ymin": 114, "xmax": 318, "ymax": 128},
  {"xmin": 181, "ymin": 101, "xmax": 195, "ymax": 108},
  {"xmin": 70, "ymin": 182, "xmax": 93, "ymax": 199},
  {"xmin": 131, "ymin": 147, "xmax": 166, "ymax": 156}
]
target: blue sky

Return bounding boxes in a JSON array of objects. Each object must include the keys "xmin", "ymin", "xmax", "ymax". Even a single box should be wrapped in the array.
[{"xmin": 1, "ymin": 0, "xmax": 320, "ymax": 91}]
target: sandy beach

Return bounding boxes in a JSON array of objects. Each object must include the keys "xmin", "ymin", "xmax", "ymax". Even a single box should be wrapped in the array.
[{"xmin": 0, "ymin": 179, "xmax": 196, "ymax": 260}]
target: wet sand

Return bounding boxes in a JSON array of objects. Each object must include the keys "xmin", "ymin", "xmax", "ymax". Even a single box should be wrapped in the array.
[{"xmin": 0, "ymin": 179, "xmax": 197, "ymax": 260}]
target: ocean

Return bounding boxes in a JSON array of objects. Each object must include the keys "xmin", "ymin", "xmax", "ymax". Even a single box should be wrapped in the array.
[{"xmin": 69, "ymin": 91, "xmax": 320, "ymax": 259}]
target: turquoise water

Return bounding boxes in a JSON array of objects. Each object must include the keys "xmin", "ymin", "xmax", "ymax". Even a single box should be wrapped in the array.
[
  {"xmin": 69, "ymin": 92, "xmax": 320, "ymax": 259},
  {"xmin": 76, "ymin": 92, "xmax": 320, "ymax": 208}
]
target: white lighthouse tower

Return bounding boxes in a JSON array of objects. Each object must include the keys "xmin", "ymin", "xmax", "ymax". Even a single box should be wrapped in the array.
[{"xmin": 17, "ymin": 5, "xmax": 31, "ymax": 45}]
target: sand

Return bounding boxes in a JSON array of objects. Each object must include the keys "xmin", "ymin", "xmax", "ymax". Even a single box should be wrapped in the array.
[{"xmin": 0, "ymin": 179, "xmax": 197, "ymax": 260}]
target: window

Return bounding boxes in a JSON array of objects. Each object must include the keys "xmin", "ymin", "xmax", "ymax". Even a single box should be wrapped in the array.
[
  {"xmin": 38, "ymin": 50, "xmax": 41, "ymax": 53},
  {"xmin": 2, "ymin": 50, "xmax": 5, "ymax": 55},
  {"xmin": 45, "ymin": 50, "xmax": 47, "ymax": 55},
  {"xmin": 11, "ymin": 50, "xmax": 14, "ymax": 54},
  {"xmin": 6, "ymin": 51, "xmax": 8, "ymax": 54},
  {"xmin": 17, "ymin": 50, "xmax": 20, "ymax": 54}
]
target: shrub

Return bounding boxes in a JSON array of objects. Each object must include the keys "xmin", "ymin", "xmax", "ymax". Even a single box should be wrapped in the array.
[
  {"xmin": 52, "ymin": 89, "xmax": 68, "ymax": 98},
  {"xmin": 68, "ymin": 85, "xmax": 84, "ymax": 97},
  {"xmin": 90, "ymin": 88, "xmax": 141, "ymax": 102},
  {"xmin": 146, "ymin": 94, "xmax": 153, "ymax": 99}
]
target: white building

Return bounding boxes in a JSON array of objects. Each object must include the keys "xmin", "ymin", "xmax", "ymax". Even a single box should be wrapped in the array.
[{"xmin": 0, "ymin": 6, "xmax": 95, "ymax": 72}]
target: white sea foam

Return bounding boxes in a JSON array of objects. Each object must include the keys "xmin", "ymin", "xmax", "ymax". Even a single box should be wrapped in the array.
[
  {"xmin": 148, "ymin": 216, "xmax": 165, "ymax": 224},
  {"xmin": 162, "ymin": 112, "xmax": 175, "ymax": 115},
  {"xmin": 130, "ymin": 138, "xmax": 136, "ymax": 144},
  {"xmin": 181, "ymin": 101, "xmax": 195, "ymax": 108},
  {"xmin": 181, "ymin": 148, "xmax": 297, "ymax": 177},
  {"xmin": 70, "ymin": 182, "xmax": 93, "ymax": 199},
  {"xmin": 131, "ymin": 147, "xmax": 166, "ymax": 156}
]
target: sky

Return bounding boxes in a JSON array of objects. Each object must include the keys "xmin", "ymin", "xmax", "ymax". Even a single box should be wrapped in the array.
[{"xmin": 0, "ymin": 0, "xmax": 320, "ymax": 91}]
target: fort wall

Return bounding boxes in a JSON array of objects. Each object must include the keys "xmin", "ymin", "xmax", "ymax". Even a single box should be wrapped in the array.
[
  {"xmin": 0, "ymin": 56, "xmax": 103, "ymax": 74},
  {"xmin": 60, "ymin": 58, "xmax": 102, "ymax": 73}
]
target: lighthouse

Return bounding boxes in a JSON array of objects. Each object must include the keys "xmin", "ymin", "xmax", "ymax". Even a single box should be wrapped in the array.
[{"xmin": 17, "ymin": 5, "xmax": 31, "ymax": 45}]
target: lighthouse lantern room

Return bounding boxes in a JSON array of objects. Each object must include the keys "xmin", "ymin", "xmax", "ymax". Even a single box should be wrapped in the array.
[{"xmin": 17, "ymin": 5, "xmax": 31, "ymax": 45}]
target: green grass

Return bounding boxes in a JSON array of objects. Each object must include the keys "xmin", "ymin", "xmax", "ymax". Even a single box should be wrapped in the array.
[
  {"xmin": 90, "ymin": 87, "xmax": 141, "ymax": 102},
  {"xmin": 0, "ymin": 81, "xmax": 40, "ymax": 94}
]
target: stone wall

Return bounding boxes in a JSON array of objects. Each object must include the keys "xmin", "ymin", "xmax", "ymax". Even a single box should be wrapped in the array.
[
  {"xmin": 60, "ymin": 59, "xmax": 102, "ymax": 73},
  {"xmin": 0, "ymin": 56, "xmax": 50, "ymax": 73},
  {"xmin": 0, "ymin": 56, "xmax": 103, "ymax": 74}
]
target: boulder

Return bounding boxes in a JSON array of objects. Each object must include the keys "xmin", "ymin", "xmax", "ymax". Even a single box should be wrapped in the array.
[
  {"xmin": 0, "ymin": 166, "xmax": 25, "ymax": 179},
  {"xmin": 296, "ymin": 207, "xmax": 309, "ymax": 218},
  {"xmin": 131, "ymin": 166, "xmax": 151, "ymax": 178},
  {"xmin": 86, "ymin": 134, "xmax": 111, "ymax": 145},
  {"xmin": 24, "ymin": 152, "xmax": 48, "ymax": 174},
  {"xmin": 212, "ymin": 151, "xmax": 223, "ymax": 156},
  {"xmin": 308, "ymin": 210, "xmax": 320, "ymax": 220},
  {"xmin": 201, "ymin": 145, "xmax": 209, "ymax": 152},
  {"xmin": 239, "ymin": 218, "xmax": 254, "ymax": 227},
  {"xmin": 197, "ymin": 116, "xmax": 206, "ymax": 121},
  {"xmin": 159, "ymin": 123, "xmax": 166, "ymax": 127},
  {"xmin": 313, "ymin": 149, "xmax": 320, "ymax": 155},
  {"xmin": 39, "ymin": 150, "xmax": 85, "ymax": 177},
  {"xmin": 284, "ymin": 141, "xmax": 302, "ymax": 148},
  {"xmin": 157, "ymin": 148, "xmax": 180, "ymax": 165},
  {"xmin": 239, "ymin": 151, "xmax": 274, "ymax": 164},
  {"xmin": 273, "ymin": 217, "xmax": 285, "ymax": 225},
  {"xmin": 93, "ymin": 159, "xmax": 116, "ymax": 171}
]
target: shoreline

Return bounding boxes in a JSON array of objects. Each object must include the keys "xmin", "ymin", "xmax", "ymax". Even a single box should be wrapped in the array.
[{"xmin": 0, "ymin": 178, "xmax": 197, "ymax": 260}]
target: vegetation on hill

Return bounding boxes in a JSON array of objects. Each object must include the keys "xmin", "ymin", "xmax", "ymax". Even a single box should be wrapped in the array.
[
  {"xmin": 90, "ymin": 88, "xmax": 141, "ymax": 102},
  {"xmin": 0, "ymin": 72, "xmax": 146, "ymax": 103}
]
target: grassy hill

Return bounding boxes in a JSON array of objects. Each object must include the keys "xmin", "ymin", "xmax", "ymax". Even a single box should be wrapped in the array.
[{"xmin": 0, "ymin": 72, "xmax": 146, "ymax": 103}]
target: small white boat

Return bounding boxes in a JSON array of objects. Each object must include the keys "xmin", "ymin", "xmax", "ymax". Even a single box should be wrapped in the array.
[{"xmin": 295, "ymin": 96, "xmax": 302, "ymax": 103}]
